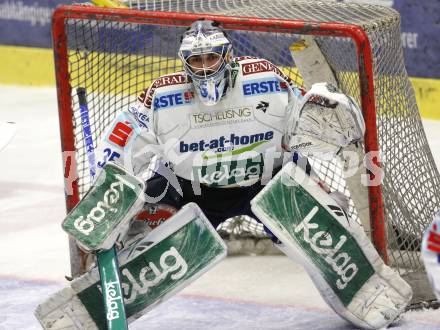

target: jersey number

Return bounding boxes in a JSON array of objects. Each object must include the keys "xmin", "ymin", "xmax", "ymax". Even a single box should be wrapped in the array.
[{"xmin": 97, "ymin": 148, "xmax": 121, "ymax": 169}]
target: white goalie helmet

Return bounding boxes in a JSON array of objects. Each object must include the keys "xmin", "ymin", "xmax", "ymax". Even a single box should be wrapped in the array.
[{"xmin": 178, "ymin": 19, "xmax": 233, "ymax": 106}]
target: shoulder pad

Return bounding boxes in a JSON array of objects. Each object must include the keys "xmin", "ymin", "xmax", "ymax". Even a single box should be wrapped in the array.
[
  {"xmin": 238, "ymin": 58, "xmax": 297, "ymax": 88},
  {"xmin": 138, "ymin": 72, "xmax": 190, "ymax": 108}
]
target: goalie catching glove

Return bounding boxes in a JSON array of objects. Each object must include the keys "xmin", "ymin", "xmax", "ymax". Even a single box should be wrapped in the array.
[{"xmin": 286, "ymin": 82, "xmax": 366, "ymax": 159}]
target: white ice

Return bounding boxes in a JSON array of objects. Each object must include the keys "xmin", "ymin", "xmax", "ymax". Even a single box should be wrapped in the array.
[{"xmin": 0, "ymin": 85, "xmax": 439, "ymax": 329}]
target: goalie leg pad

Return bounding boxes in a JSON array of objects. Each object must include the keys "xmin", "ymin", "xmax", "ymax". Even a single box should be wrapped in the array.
[
  {"xmin": 251, "ymin": 162, "xmax": 412, "ymax": 330},
  {"xmin": 35, "ymin": 203, "xmax": 227, "ymax": 329}
]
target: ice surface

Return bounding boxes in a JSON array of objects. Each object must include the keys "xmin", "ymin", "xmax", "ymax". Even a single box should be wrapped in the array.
[{"xmin": 0, "ymin": 85, "xmax": 439, "ymax": 329}]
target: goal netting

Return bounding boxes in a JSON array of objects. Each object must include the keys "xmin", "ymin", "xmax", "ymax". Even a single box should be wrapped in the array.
[{"xmin": 52, "ymin": 0, "xmax": 440, "ymax": 304}]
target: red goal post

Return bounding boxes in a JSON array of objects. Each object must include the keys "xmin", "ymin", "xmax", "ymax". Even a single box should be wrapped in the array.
[{"xmin": 52, "ymin": 2, "xmax": 439, "ymax": 305}]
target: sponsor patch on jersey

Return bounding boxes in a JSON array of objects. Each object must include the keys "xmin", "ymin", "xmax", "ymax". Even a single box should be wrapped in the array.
[
  {"xmin": 241, "ymin": 59, "xmax": 295, "ymax": 85},
  {"xmin": 242, "ymin": 60, "xmax": 280, "ymax": 76},
  {"xmin": 128, "ymin": 105, "xmax": 150, "ymax": 129},
  {"xmin": 190, "ymin": 106, "xmax": 254, "ymax": 129},
  {"xmin": 256, "ymin": 101, "xmax": 269, "ymax": 113},
  {"xmin": 105, "ymin": 113, "xmax": 139, "ymax": 150},
  {"xmin": 153, "ymin": 88, "xmax": 194, "ymax": 110},
  {"xmin": 183, "ymin": 90, "xmax": 195, "ymax": 102},
  {"xmin": 153, "ymin": 73, "xmax": 187, "ymax": 88},
  {"xmin": 179, "ymin": 130, "xmax": 274, "ymax": 158},
  {"xmin": 242, "ymin": 78, "xmax": 288, "ymax": 96},
  {"xmin": 138, "ymin": 73, "xmax": 188, "ymax": 109},
  {"xmin": 109, "ymin": 121, "xmax": 133, "ymax": 147},
  {"xmin": 194, "ymin": 154, "xmax": 265, "ymax": 186}
]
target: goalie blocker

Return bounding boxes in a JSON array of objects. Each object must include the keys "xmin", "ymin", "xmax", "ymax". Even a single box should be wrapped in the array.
[
  {"xmin": 251, "ymin": 161, "xmax": 412, "ymax": 329},
  {"xmin": 61, "ymin": 163, "xmax": 146, "ymax": 252},
  {"xmin": 35, "ymin": 203, "xmax": 227, "ymax": 329}
]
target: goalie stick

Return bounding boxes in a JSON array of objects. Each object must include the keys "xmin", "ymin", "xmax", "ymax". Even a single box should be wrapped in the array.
[
  {"xmin": 289, "ymin": 36, "xmax": 372, "ymax": 240},
  {"xmin": 0, "ymin": 121, "xmax": 16, "ymax": 151},
  {"xmin": 76, "ymin": 87, "xmax": 128, "ymax": 329}
]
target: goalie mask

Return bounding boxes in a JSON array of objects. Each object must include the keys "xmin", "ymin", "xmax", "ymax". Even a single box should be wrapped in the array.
[{"xmin": 179, "ymin": 20, "xmax": 233, "ymax": 106}]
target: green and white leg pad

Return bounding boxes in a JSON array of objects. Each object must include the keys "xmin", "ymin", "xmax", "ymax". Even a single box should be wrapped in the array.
[
  {"xmin": 251, "ymin": 162, "xmax": 412, "ymax": 329},
  {"xmin": 35, "ymin": 203, "xmax": 227, "ymax": 329}
]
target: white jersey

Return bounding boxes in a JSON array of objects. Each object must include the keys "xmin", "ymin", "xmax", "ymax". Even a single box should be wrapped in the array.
[{"xmin": 96, "ymin": 57, "xmax": 304, "ymax": 187}]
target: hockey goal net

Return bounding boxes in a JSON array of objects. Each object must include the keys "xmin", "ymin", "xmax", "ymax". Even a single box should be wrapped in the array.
[{"xmin": 52, "ymin": 0, "xmax": 440, "ymax": 304}]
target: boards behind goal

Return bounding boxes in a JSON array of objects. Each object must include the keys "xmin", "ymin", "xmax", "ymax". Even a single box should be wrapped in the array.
[{"xmin": 52, "ymin": 0, "xmax": 440, "ymax": 305}]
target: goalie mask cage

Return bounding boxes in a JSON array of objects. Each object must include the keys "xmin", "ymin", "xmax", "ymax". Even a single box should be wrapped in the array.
[{"xmin": 53, "ymin": 1, "xmax": 440, "ymax": 305}]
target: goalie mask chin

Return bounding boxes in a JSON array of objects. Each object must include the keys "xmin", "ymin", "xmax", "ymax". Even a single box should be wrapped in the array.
[{"xmin": 178, "ymin": 20, "xmax": 233, "ymax": 106}]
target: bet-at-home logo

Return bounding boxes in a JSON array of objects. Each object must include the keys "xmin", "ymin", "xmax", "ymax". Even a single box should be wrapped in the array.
[
  {"xmin": 295, "ymin": 206, "xmax": 358, "ymax": 290},
  {"xmin": 194, "ymin": 155, "xmax": 264, "ymax": 186},
  {"xmin": 180, "ymin": 131, "xmax": 273, "ymax": 156},
  {"xmin": 73, "ymin": 174, "xmax": 136, "ymax": 236},
  {"xmin": 190, "ymin": 106, "xmax": 254, "ymax": 128}
]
